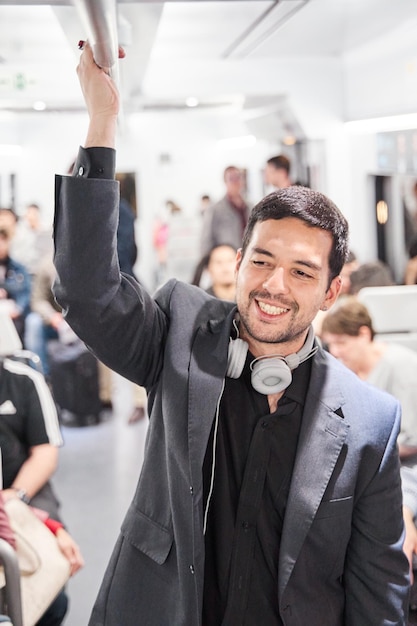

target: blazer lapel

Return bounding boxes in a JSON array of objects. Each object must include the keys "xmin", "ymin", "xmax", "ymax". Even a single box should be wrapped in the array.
[
  {"xmin": 278, "ymin": 350, "xmax": 349, "ymax": 598},
  {"xmin": 187, "ymin": 311, "xmax": 235, "ymax": 494}
]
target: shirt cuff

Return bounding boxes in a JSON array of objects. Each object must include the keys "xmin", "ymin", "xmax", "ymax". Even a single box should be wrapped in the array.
[{"xmin": 71, "ymin": 146, "xmax": 116, "ymax": 180}]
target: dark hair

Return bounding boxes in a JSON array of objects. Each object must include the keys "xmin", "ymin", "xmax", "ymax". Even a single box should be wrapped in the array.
[
  {"xmin": 349, "ymin": 261, "xmax": 394, "ymax": 295},
  {"xmin": 321, "ymin": 297, "xmax": 375, "ymax": 340},
  {"xmin": 207, "ymin": 243, "xmax": 237, "ymax": 262},
  {"xmin": 267, "ymin": 155, "xmax": 291, "ymax": 174},
  {"xmin": 191, "ymin": 254, "xmax": 210, "ymax": 287},
  {"xmin": 241, "ymin": 186, "xmax": 349, "ymax": 282}
]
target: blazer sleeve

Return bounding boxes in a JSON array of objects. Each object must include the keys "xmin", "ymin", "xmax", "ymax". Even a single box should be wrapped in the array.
[
  {"xmin": 344, "ymin": 400, "xmax": 410, "ymax": 624},
  {"xmin": 53, "ymin": 173, "xmax": 168, "ymax": 388}
]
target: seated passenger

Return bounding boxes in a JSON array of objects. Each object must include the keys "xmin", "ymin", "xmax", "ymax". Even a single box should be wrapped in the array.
[
  {"xmin": 321, "ymin": 297, "xmax": 417, "ymax": 571},
  {"xmin": 349, "ymin": 259, "xmax": 395, "ymax": 294},
  {"xmin": 24, "ymin": 254, "xmax": 63, "ymax": 377},
  {"xmin": 0, "ymin": 228, "xmax": 31, "ymax": 341},
  {"xmin": 0, "ymin": 490, "xmax": 83, "ymax": 625},
  {"xmin": 205, "ymin": 244, "xmax": 237, "ymax": 302},
  {"xmin": 0, "ymin": 355, "xmax": 84, "ymax": 625}
]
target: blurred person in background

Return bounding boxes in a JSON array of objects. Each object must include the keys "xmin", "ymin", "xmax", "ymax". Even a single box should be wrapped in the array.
[
  {"xmin": 11, "ymin": 202, "xmax": 53, "ymax": 277},
  {"xmin": 0, "ymin": 227, "xmax": 31, "ymax": 341},
  {"xmin": 321, "ymin": 297, "xmax": 417, "ymax": 575},
  {"xmin": 264, "ymin": 155, "xmax": 292, "ymax": 190},
  {"xmin": 201, "ymin": 166, "xmax": 250, "ymax": 256},
  {"xmin": 349, "ymin": 259, "xmax": 395, "ymax": 295},
  {"xmin": 205, "ymin": 244, "xmax": 237, "ymax": 302},
  {"xmin": 0, "ymin": 353, "xmax": 84, "ymax": 625}
]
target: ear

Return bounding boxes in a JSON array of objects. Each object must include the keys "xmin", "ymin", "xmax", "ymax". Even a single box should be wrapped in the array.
[
  {"xmin": 358, "ymin": 325, "xmax": 372, "ymax": 341},
  {"xmin": 235, "ymin": 248, "xmax": 243, "ymax": 275},
  {"xmin": 321, "ymin": 275, "xmax": 342, "ymax": 311}
]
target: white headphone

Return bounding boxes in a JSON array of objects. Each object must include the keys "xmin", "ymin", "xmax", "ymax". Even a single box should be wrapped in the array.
[{"xmin": 227, "ymin": 324, "xmax": 317, "ymax": 395}]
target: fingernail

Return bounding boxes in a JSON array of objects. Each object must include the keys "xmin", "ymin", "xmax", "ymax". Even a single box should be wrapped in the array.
[{"xmin": 78, "ymin": 40, "xmax": 86, "ymax": 50}]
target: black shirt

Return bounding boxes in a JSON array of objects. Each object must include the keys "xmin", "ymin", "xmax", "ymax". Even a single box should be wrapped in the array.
[{"xmin": 202, "ymin": 353, "xmax": 312, "ymax": 626}]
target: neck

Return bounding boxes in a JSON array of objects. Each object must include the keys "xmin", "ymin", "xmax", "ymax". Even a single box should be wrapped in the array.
[{"xmin": 356, "ymin": 341, "xmax": 386, "ymax": 379}]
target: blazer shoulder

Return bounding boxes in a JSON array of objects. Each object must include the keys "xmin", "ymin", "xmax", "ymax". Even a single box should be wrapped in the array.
[
  {"xmin": 154, "ymin": 279, "xmax": 235, "ymax": 324},
  {"xmin": 314, "ymin": 348, "xmax": 400, "ymax": 418}
]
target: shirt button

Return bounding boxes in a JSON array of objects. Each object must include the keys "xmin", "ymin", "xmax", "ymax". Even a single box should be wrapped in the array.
[
  {"xmin": 261, "ymin": 421, "xmax": 268, "ymax": 429},
  {"xmin": 242, "ymin": 521, "xmax": 250, "ymax": 530},
  {"xmin": 78, "ymin": 166, "xmax": 84, "ymax": 176},
  {"xmin": 189, "ymin": 485, "xmax": 193, "ymax": 495},
  {"xmin": 189, "ymin": 564, "xmax": 195, "ymax": 574}
]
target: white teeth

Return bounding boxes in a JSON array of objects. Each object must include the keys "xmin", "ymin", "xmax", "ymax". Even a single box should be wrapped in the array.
[{"xmin": 258, "ymin": 301, "xmax": 288, "ymax": 315}]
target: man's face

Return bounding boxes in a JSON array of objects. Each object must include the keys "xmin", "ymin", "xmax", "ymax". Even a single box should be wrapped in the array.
[
  {"xmin": 321, "ymin": 331, "xmax": 367, "ymax": 374},
  {"xmin": 225, "ymin": 169, "xmax": 244, "ymax": 196},
  {"xmin": 264, "ymin": 164, "xmax": 288, "ymax": 189},
  {"xmin": 207, "ymin": 246, "xmax": 236, "ymax": 288},
  {"xmin": 235, "ymin": 217, "xmax": 341, "ymax": 356}
]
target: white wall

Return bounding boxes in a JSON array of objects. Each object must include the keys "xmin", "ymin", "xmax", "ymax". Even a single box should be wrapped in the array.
[
  {"xmin": 0, "ymin": 108, "xmax": 281, "ymax": 287},
  {"xmin": 0, "ymin": 104, "xmax": 410, "ymax": 288}
]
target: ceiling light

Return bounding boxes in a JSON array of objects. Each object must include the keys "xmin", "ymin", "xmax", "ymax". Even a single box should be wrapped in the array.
[
  {"xmin": 283, "ymin": 135, "xmax": 297, "ymax": 146},
  {"xmin": 33, "ymin": 101, "xmax": 46, "ymax": 111},
  {"xmin": 0, "ymin": 145, "xmax": 22, "ymax": 156},
  {"xmin": 345, "ymin": 113, "xmax": 417, "ymax": 133},
  {"xmin": 185, "ymin": 97, "xmax": 199, "ymax": 108},
  {"xmin": 376, "ymin": 200, "xmax": 388, "ymax": 225}
]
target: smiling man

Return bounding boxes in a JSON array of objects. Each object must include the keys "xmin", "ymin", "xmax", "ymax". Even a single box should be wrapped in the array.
[{"xmin": 52, "ymin": 42, "xmax": 409, "ymax": 626}]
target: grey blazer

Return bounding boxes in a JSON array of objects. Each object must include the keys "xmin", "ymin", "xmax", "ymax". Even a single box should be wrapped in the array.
[{"xmin": 53, "ymin": 172, "xmax": 409, "ymax": 625}]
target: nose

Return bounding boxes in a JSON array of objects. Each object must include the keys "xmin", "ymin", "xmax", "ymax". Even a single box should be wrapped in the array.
[{"xmin": 262, "ymin": 267, "xmax": 288, "ymax": 294}]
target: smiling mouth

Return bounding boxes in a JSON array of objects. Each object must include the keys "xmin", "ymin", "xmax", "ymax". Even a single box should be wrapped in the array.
[{"xmin": 257, "ymin": 300, "xmax": 289, "ymax": 315}]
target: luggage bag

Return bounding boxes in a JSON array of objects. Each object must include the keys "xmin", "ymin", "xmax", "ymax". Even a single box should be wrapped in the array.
[{"xmin": 48, "ymin": 340, "xmax": 101, "ymax": 426}]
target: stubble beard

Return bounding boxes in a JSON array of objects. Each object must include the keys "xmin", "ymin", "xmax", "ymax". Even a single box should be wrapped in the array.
[{"xmin": 238, "ymin": 291, "xmax": 307, "ymax": 346}]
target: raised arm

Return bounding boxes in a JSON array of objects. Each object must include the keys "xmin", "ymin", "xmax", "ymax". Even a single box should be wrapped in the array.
[
  {"xmin": 76, "ymin": 41, "xmax": 124, "ymax": 148},
  {"xmin": 53, "ymin": 42, "xmax": 168, "ymax": 387}
]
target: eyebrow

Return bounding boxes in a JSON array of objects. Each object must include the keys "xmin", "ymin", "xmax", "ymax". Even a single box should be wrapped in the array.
[{"xmin": 251, "ymin": 246, "xmax": 322, "ymax": 273}]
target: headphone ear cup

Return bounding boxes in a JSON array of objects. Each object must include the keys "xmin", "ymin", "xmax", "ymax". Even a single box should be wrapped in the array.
[
  {"xmin": 227, "ymin": 338, "xmax": 249, "ymax": 379},
  {"xmin": 251, "ymin": 358, "xmax": 292, "ymax": 395}
]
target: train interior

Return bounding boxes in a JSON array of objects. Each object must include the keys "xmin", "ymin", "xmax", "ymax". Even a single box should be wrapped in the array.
[{"xmin": 1, "ymin": 0, "xmax": 417, "ymax": 623}]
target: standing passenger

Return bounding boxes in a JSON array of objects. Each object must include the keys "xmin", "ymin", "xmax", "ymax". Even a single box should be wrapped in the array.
[
  {"xmin": 52, "ymin": 42, "xmax": 409, "ymax": 625},
  {"xmin": 264, "ymin": 155, "xmax": 292, "ymax": 190},
  {"xmin": 201, "ymin": 166, "xmax": 250, "ymax": 256}
]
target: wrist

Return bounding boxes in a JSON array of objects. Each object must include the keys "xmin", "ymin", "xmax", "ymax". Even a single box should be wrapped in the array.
[
  {"xmin": 10, "ymin": 487, "xmax": 31, "ymax": 504},
  {"xmin": 85, "ymin": 115, "xmax": 118, "ymax": 149}
]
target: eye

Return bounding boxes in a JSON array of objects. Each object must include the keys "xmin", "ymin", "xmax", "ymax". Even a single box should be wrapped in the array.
[
  {"xmin": 294, "ymin": 269, "xmax": 313, "ymax": 279},
  {"xmin": 252, "ymin": 259, "xmax": 268, "ymax": 267}
]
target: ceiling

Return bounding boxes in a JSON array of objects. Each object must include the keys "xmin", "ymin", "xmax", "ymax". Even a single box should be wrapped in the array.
[{"xmin": 0, "ymin": 0, "xmax": 416, "ymax": 133}]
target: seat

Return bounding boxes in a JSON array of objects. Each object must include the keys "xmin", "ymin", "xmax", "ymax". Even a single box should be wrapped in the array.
[
  {"xmin": 0, "ymin": 539, "xmax": 23, "ymax": 626},
  {"xmin": 0, "ymin": 312, "xmax": 22, "ymax": 358},
  {"xmin": 357, "ymin": 285, "xmax": 417, "ymax": 352}
]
